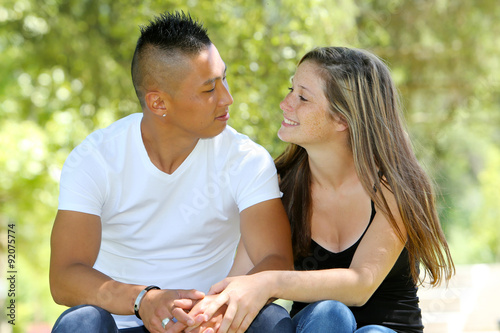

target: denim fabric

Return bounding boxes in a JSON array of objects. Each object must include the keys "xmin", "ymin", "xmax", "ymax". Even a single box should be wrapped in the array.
[
  {"xmin": 52, "ymin": 303, "xmax": 293, "ymax": 333},
  {"xmin": 52, "ymin": 304, "xmax": 120, "ymax": 333},
  {"xmin": 292, "ymin": 300, "xmax": 396, "ymax": 333},
  {"xmin": 119, "ymin": 326, "xmax": 149, "ymax": 333},
  {"xmin": 246, "ymin": 303, "xmax": 294, "ymax": 333},
  {"xmin": 293, "ymin": 300, "xmax": 356, "ymax": 333},
  {"xmin": 355, "ymin": 325, "xmax": 397, "ymax": 332}
]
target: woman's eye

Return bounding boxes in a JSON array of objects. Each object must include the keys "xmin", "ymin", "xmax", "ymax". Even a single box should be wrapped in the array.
[{"xmin": 288, "ymin": 87, "xmax": 307, "ymax": 101}]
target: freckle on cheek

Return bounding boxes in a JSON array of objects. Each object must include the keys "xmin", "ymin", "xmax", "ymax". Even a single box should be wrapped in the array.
[{"xmin": 305, "ymin": 115, "xmax": 327, "ymax": 138}]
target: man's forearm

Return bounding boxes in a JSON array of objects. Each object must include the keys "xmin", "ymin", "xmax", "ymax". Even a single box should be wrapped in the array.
[{"xmin": 50, "ymin": 263, "xmax": 143, "ymax": 315}]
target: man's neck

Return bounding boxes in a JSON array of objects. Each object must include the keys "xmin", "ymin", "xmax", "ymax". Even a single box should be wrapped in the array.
[{"xmin": 140, "ymin": 116, "xmax": 199, "ymax": 175}]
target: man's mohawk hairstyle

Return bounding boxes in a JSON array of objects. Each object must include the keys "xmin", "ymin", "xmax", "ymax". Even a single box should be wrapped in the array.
[{"xmin": 137, "ymin": 11, "xmax": 211, "ymax": 53}]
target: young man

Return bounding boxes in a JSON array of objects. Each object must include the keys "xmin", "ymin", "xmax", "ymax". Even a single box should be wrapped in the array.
[{"xmin": 50, "ymin": 11, "xmax": 293, "ymax": 333}]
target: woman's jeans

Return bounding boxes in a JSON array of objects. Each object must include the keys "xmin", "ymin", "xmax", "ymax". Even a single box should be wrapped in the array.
[
  {"xmin": 292, "ymin": 300, "xmax": 396, "ymax": 332},
  {"xmin": 52, "ymin": 303, "xmax": 293, "ymax": 333}
]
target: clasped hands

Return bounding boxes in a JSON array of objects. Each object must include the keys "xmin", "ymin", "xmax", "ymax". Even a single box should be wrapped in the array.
[{"xmin": 159, "ymin": 274, "xmax": 271, "ymax": 333}]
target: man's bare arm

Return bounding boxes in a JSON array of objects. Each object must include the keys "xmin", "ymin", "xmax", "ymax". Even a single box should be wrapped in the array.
[
  {"xmin": 239, "ymin": 198, "xmax": 293, "ymax": 273},
  {"xmin": 49, "ymin": 210, "xmax": 204, "ymax": 333}
]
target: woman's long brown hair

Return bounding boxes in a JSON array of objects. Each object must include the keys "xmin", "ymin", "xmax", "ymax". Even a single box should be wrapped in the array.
[{"xmin": 275, "ymin": 47, "xmax": 454, "ymax": 286}]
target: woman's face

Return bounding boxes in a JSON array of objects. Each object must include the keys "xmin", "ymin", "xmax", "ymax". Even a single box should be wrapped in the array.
[{"xmin": 278, "ymin": 61, "xmax": 338, "ymax": 147}]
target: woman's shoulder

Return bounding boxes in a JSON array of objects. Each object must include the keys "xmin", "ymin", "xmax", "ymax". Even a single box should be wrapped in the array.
[{"xmin": 374, "ymin": 181, "xmax": 407, "ymax": 239}]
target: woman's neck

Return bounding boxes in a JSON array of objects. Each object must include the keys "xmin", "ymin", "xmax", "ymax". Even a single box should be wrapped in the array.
[{"xmin": 305, "ymin": 141, "xmax": 358, "ymax": 191}]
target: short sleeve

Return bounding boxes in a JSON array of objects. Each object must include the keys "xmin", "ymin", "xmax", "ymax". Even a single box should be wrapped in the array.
[
  {"xmin": 227, "ymin": 141, "xmax": 281, "ymax": 212},
  {"xmin": 58, "ymin": 137, "xmax": 107, "ymax": 216}
]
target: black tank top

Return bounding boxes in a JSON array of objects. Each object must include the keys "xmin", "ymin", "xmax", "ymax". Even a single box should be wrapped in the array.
[{"xmin": 291, "ymin": 202, "xmax": 424, "ymax": 333}]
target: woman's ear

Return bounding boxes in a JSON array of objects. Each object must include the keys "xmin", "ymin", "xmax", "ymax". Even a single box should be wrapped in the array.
[
  {"xmin": 145, "ymin": 91, "xmax": 167, "ymax": 117},
  {"xmin": 334, "ymin": 114, "xmax": 348, "ymax": 132}
]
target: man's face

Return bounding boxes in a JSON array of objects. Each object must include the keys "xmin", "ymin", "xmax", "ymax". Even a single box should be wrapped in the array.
[{"xmin": 164, "ymin": 44, "xmax": 233, "ymax": 140}]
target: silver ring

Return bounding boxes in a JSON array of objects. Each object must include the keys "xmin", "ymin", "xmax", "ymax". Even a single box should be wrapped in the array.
[{"xmin": 161, "ymin": 317, "xmax": 170, "ymax": 329}]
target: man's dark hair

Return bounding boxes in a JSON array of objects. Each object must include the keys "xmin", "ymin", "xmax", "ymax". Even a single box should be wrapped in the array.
[{"xmin": 131, "ymin": 11, "xmax": 211, "ymax": 107}]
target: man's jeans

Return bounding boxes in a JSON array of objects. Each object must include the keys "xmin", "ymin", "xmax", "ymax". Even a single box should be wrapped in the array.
[{"xmin": 52, "ymin": 303, "xmax": 292, "ymax": 333}]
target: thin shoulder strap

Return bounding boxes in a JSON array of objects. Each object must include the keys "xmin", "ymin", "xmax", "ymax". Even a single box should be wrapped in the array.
[{"xmin": 359, "ymin": 200, "xmax": 377, "ymax": 240}]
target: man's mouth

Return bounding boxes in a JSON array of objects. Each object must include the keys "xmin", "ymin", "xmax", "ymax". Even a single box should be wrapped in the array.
[{"xmin": 216, "ymin": 112, "xmax": 230, "ymax": 121}]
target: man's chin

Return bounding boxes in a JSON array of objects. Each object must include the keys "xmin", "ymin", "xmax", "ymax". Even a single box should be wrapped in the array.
[{"xmin": 201, "ymin": 124, "xmax": 227, "ymax": 139}]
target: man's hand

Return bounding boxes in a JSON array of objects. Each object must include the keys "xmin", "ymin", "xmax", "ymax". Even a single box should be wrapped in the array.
[
  {"xmin": 139, "ymin": 288, "xmax": 205, "ymax": 333},
  {"xmin": 166, "ymin": 295, "xmax": 227, "ymax": 333}
]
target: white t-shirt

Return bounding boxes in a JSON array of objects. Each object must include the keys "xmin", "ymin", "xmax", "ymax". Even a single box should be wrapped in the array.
[{"xmin": 58, "ymin": 113, "xmax": 281, "ymax": 328}]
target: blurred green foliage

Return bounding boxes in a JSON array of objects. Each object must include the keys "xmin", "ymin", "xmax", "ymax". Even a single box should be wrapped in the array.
[{"xmin": 1, "ymin": 0, "xmax": 499, "ymax": 331}]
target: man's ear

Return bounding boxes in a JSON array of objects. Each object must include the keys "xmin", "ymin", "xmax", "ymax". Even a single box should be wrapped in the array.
[{"xmin": 145, "ymin": 91, "xmax": 167, "ymax": 117}]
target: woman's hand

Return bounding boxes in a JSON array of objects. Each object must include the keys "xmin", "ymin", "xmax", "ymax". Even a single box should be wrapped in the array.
[{"xmin": 190, "ymin": 273, "xmax": 274, "ymax": 333}]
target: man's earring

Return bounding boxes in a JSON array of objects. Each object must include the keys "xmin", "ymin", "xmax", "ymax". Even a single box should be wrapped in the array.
[{"xmin": 162, "ymin": 113, "xmax": 166, "ymax": 117}]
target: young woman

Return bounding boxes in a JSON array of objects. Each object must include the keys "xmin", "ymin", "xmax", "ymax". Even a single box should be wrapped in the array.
[{"xmin": 178, "ymin": 47, "xmax": 455, "ymax": 333}]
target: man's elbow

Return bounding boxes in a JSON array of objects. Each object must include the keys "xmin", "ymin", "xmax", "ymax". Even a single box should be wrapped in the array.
[
  {"xmin": 51, "ymin": 294, "xmax": 66, "ymax": 306},
  {"xmin": 266, "ymin": 253, "xmax": 294, "ymax": 271},
  {"xmin": 50, "ymin": 287, "xmax": 65, "ymax": 306},
  {"xmin": 276, "ymin": 252, "xmax": 294, "ymax": 270},
  {"xmin": 49, "ymin": 270, "xmax": 71, "ymax": 306},
  {"xmin": 277, "ymin": 243, "xmax": 294, "ymax": 270},
  {"xmin": 49, "ymin": 276, "xmax": 64, "ymax": 305}
]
